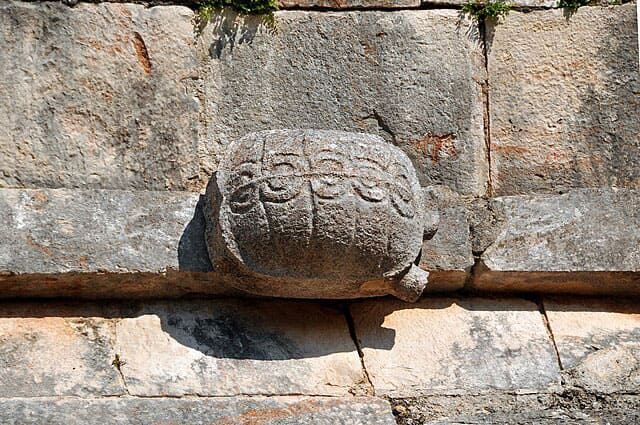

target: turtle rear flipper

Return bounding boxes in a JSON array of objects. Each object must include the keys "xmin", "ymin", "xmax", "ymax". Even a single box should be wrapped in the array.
[{"xmin": 387, "ymin": 264, "xmax": 429, "ymax": 303}]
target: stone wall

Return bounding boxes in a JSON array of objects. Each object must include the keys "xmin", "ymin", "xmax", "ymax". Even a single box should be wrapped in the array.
[
  {"xmin": 0, "ymin": 0, "xmax": 639, "ymax": 422},
  {"xmin": 0, "ymin": 0, "xmax": 638, "ymax": 295},
  {"xmin": 2, "ymin": 2, "xmax": 637, "ymax": 196}
]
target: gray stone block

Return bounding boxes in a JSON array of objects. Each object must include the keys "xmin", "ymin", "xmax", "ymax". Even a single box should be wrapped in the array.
[
  {"xmin": 0, "ymin": 188, "xmax": 200, "ymax": 275},
  {"xmin": 0, "ymin": 2, "xmax": 205, "ymax": 191},
  {"xmin": 351, "ymin": 297, "xmax": 561, "ymax": 397},
  {"xmin": 488, "ymin": 5, "xmax": 640, "ymax": 195},
  {"xmin": 0, "ymin": 187, "xmax": 464, "ymax": 299},
  {"xmin": 200, "ymin": 9, "xmax": 487, "ymax": 195},
  {"xmin": 480, "ymin": 189, "xmax": 640, "ymax": 272},
  {"xmin": 420, "ymin": 186, "xmax": 475, "ymax": 291},
  {"xmin": 474, "ymin": 189, "xmax": 640, "ymax": 294},
  {"xmin": 0, "ymin": 396, "xmax": 396, "ymax": 425},
  {"xmin": 391, "ymin": 393, "xmax": 640, "ymax": 425},
  {"xmin": 422, "ymin": 0, "xmax": 618, "ymax": 7},
  {"xmin": 280, "ymin": 0, "xmax": 420, "ymax": 7}
]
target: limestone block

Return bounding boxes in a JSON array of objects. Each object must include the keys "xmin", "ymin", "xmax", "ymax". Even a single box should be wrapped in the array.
[
  {"xmin": 0, "ymin": 303, "xmax": 124, "ymax": 397},
  {"xmin": 419, "ymin": 186, "xmax": 474, "ymax": 291},
  {"xmin": 200, "ymin": 9, "xmax": 487, "ymax": 195},
  {"xmin": 421, "ymin": 0, "xmax": 617, "ymax": 7},
  {"xmin": 351, "ymin": 297, "xmax": 561, "ymax": 396},
  {"xmin": 0, "ymin": 2, "xmax": 204, "ymax": 191},
  {"xmin": 488, "ymin": 5, "xmax": 640, "ymax": 195},
  {"xmin": 0, "ymin": 188, "xmax": 199, "ymax": 274},
  {"xmin": 545, "ymin": 297, "xmax": 640, "ymax": 394},
  {"xmin": 115, "ymin": 299, "xmax": 365, "ymax": 396},
  {"xmin": 206, "ymin": 130, "xmax": 430, "ymax": 301},
  {"xmin": 481, "ymin": 189, "xmax": 640, "ymax": 273},
  {"xmin": 0, "ymin": 188, "xmax": 465, "ymax": 299},
  {"xmin": 0, "ymin": 396, "xmax": 396, "ymax": 425},
  {"xmin": 391, "ymin": 393, "xmax": 640, "ymax": 424}
]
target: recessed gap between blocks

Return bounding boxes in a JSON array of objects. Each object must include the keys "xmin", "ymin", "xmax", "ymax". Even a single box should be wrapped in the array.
[
  {"xmin": 343, "ymin": 304, "xmax": 375, "ymax": 396},
  {"xmin": 535, "ymin": 298, "xmax": 564, "ymax": 372}
]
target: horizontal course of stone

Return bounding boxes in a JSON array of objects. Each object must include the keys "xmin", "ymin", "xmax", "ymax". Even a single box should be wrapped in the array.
[
  {"xmin": 1, "ymin": 187, "xmax": 637, "ymax": 298},
  {"xmin": 0, "ymin": 295, "xmax": 638, "ymax": 423},
  {"xmin": 1, "ymin": 3, "xmax": 636, "ymax": 196},
  {"xmin": 17, "ymin": 0, "xmax": 626, "ymax": 9},
  {"xmin": 0, "ymin": 397, "xmax": 396, "ymax": 424},
  {"xmin": 0, "ymin": 1, "xmax": 486, "ymax": 195}
]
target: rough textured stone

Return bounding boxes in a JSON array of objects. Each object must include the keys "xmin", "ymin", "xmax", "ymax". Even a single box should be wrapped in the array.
[
  {"xmin": 391, "ymin": 392, "xmax": 640, "ymax": 425},
  {"xmin": 421, "ymin": 0, "xmax": 619, "ymax": 7},
  {"xmin": 0, "ymin": 2, "xmax": 207, "ymax": 191},
  {"xmin": 0, "ymin": 188, "xmax": 460, "ymax": 299},
  {"xmin": 0, "ymin": 396, "xmax": 396, "ymax": 425},
  {"xmin": 474, "ymin": 189, "xmax": 640, "ymax": 294},
  {"xmin": 200, "ymin": 10, "xmax": 487, "ymax": 195},
  {"xmin": 479, "ymin": 189, "xmax": 640, "ymax": 272},
  {"xmin": 0, "ymin": 303, "xmax": 124, "ymax": 397},
  {"xmin": 545, "ymin": 297, "xmax": 640, "ymax": 394},
  {"xmin": 0, "ymin": 188, "xmax": 199, "ymax": 274},
  {"xmin": 115, "ymin": 299, "xmax": 366, "ymax": 396},
  {"xmin": 488, "ymin": 5, "xmax": 640, "ymax": 195},
  {"xmin": 206, "ymin": 130, "xmax": 430, "ymax": 302},
  {"xmin": 420, "ymin": 186, "xmax": 474, "ymax": 291},
  {"xmin": 280, "ymin": 0, "xmax": 419, "ymax": 7},
  {"xmin": 351, "ymin": 297, "xmax": 561, "ymax": 396}
]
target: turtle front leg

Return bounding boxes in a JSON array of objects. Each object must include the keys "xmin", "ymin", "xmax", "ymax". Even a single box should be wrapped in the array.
[{"xmin": 387, "ymin": 264, "xmax": 429, "ymax": 302}]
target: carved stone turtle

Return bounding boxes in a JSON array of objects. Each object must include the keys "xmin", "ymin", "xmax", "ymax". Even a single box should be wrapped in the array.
[{"xmin": 204, "ymin": 130, "xmax": 437, "ymax": 302}]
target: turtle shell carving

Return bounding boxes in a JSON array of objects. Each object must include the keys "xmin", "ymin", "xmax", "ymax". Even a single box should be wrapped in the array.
[{"xmin": 206, "ymin": 129, "xmax": 431, "ymax": 301}]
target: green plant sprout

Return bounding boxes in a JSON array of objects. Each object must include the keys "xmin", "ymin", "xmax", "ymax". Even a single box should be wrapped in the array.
[
  {"xmin": 462, "ymin": 0, "xmax": 512, "ymax": 21},
  {"xmin": 195, "ymin": 0, "xmax": 278, "ymax": 36},
  {"xmin": 557, "ymin": 0, "xmax": 590, "ymax": 10}
]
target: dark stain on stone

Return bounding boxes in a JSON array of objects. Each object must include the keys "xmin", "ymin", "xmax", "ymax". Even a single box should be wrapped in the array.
[
  {"xmin": 132, "ymin": 32, "xmax": 151, "ymax": 74},
  {"xmin": 164, "ymin": 314, "xmax": 303, "ymax": 360}
]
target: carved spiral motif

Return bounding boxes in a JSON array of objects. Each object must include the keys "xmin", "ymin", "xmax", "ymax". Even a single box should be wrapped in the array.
[
  {"xmin": 227, "ymin": 141, "xmax": 417, "ymax": 218},
  {"xmin": 216, "ymin": 130, "xmax": 425, "ymax": 283}
]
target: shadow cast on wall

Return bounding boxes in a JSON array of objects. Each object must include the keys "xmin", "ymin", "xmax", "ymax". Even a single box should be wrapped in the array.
[
  {"xmin": 1, "ymin": 296, "xmax": 640, "ymax": 361},
  {"xmin": 196, "ymin": 9, "xmax": 270, "ymax": 59},
  {"xmin": 177, "ymin": 194, "xmax": 214, "ymax": 273}
]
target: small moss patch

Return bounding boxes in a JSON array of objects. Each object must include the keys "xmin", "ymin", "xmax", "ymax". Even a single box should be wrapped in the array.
[
  {"xmin": 195, "ymin": 0, "xmax": 278, "ymax": 35},
  {"xmin": 462, "ymin": 0, "xmax": 512, "ymax": 21},
  {"xmin": 557, "ymin": 0, "xmax": 590, "ymax": 10}
]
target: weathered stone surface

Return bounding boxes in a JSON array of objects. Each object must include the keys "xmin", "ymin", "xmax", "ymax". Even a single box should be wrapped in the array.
[
  {"xmin": 351, "ymin": 297, "xmax": 560, "ymax": 396},
  {"xmin": 488, "ymin": 5, "xmax": 640, "ymax": 195},
  {"xmin": 0, "ymin": 303, "xmax": 124, "ymax": 397},
  {"xmin": 419, "ymin": 186, "xmax": 474, "ymax": 291},
  {"xmin": 0, "ymin": 188, "xmax": 461, "ymax": 299},
  {"xmin": 200, "ymin": 10, "xmax": 487, "ymax": 195},
  {"xmin": 421, "ymin": 0, "xmax": 619, "ymax": 7},
  {"xmin": 479, "ymin": 189, "xmax": 640, "ymax": 272},
  {"xmin": 280, "ymin": 0, "xmax": 419, "ymax": 7},
  {"xmin": 545, "ymin": 297, "xmax": 640, "ymax": 394},
  {"xmin": 392, "ymin": 392, "xmax": 640, "ymax": 425},
  {"xmin": 0, "ymin": 396, "xmax": 396, "ymax": 425},
  {"xmin": 115, "ymin": 299, "xmax": 366, "ymax": 396},
  {"xmin": 207, "ymin": 130, "xmax": 430, "ymax": 301},
  {"xmin": 0, "ymin": 2, "xmax": 207, "ymax": 191},
  {"xmin": 474, "ymin": 189, "xmax": 640, "ymax": 294},
  {"xmin": 0, "ymin": 188, "xmax": 199, "ymax": 274}
]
